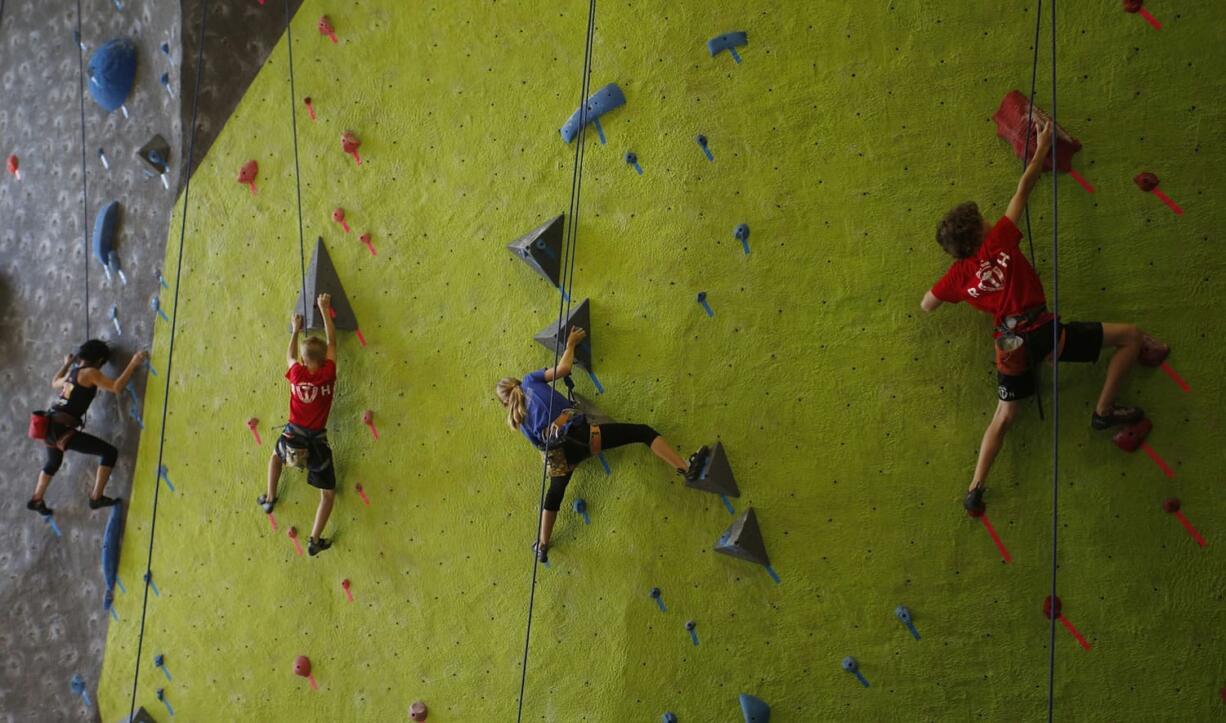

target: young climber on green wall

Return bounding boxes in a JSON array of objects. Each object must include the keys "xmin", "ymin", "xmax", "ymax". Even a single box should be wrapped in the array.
[
  {"xmin": 495, "ymin": 326, "xmax": 698, "ymax": 563},
  {"xmin": 27, "ymin": 341, "xmax": 146, "ymax": 515},
  {"xmin": 259, "ymin": 293, "xmax": 339, "ymax": 556},
  {"xmin": 920, "ymin": 119, "xmax": 1170, "ymax": 512}
]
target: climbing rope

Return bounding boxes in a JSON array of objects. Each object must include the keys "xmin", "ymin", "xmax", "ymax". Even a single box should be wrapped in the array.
[
  {"xmin": 1045, "ymin": 0, "xmax": 1061, "ymax": 720},
  {"xmin": 515, "ymin": 2, "xmax": 596, "ymax": 720},
  {"xmin": 1021, "ymin": 0, "xmax": 1045, "ymax": 421},
  {"xmin": 127, "ymin": 0, "xmax": 210, "ymax": 718},
  {"xmin": 284, "ymin": 0, "xmax": 309, "ymax": 320},
  {"xmin": 75, "ymin": 0, "xmax": 90, "ymax": 339}
]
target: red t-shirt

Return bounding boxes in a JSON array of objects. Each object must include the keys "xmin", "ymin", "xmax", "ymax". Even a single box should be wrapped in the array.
[
  {"xmin": 286, "ymin": 360, "xmax": 337, "ymax": 431},
  {"xmin": 931, "ymin": 216, "xmax": 1053, "ymax": 336}
]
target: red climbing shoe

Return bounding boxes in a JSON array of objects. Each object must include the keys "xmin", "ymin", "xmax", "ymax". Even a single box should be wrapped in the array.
[
  {"xmin": 1092, "ymin": 405, "xmax": 1144, "ymax": 431},
  {"xmin": 1112, "ymin": 418, "xmax": 1153, "ymax": 452},
  {"xmin": 1139, "ymin": 337, "xmax": 1170, "ymax": 367}
]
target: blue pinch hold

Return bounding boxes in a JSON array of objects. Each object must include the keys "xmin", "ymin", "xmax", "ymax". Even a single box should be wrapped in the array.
[
  {"xmin": 92, "ymin": 201, "xmax": 120, "ymax": 267},
  {"xmin": 572, "ymin": 498, "xmax": 590, "ymax": 525},
  {"xmin": 896, "ymin": 605, "xmax": 920, "ymax": 640},
  {"xmin": 650, "ymin": 586, "xmax": 667, "ymax": 612},
  {"xmin": 696, "ymin": 134, "xmax": 714, "ymax": 161},
  {"xmin": 696, "ymin": 291, "xmax": 714, "ymax": 317},
  {"xmin": 625, "ymin": 151, "xmax": 643, "ymax": 175},
  {"xmin": 560, "ymin": 83, "xmax": 626, "ymax": 144},
  {"xmin": 708, "ymin": 32, "xmax": 748, "ymax": 63},
  {"xmin": 842, "ymin": 656, "xmax": 869, "ymax": 687},
  {"xmin": 738, "ymin": 693, "xmax": 771, "ymax": 722},
  {"xmin": 685, "ymin": 620, "xmax": 699, "ymax": 646},
  {"xmin": 70, "ymin": 674, "xmax": 91, "ymax": 707},
  {"xmin": 734, "ymin": 224, "xmax": 750, "ymax": 255},
  {"xmin": 87, "ymin": 39, "xmax": 137, "ymax": 113},
  {"xmin": 662, "ymin": 713, "xmax": 678, "ymax": 723}
]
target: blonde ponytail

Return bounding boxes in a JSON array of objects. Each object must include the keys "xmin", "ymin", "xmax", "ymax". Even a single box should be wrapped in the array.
[{"xmin": 496, "ymin": 378, "xmax": 528, "ymax": 430}]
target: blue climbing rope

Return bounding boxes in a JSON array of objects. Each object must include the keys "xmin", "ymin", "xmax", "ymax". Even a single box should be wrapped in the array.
[
  {"xmin": 127, "ymin": 1, "xmax": 210, "ymax": 718},
  {"xmin": 516, "ymin": 2, "xmax": 597, "ymax": 720},
  {"xmin": 1045, "ymin": 0, "xmax": 1061, "ymax": 720},
  {"xmin": 284, "ymin": 0, "xmax": 309, "ymax": 321},
  {"xmin": 75, "ymin": 0, "xmax": 90, "ymax": 339}
]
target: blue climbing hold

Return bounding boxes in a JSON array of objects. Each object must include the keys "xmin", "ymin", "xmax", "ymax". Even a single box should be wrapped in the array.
[
  {"xmin": 87, "ymin": 39, "xmax": 138, "ymax": 113},
  {"xmin": 662, "ymin": 713, "xmax": 678, "ymax": 723},
  {"xmin": 101, "ymin": 502, "xmax": 125, "ymax": 609},
  {"xmin": 560, "ymin": 83, "xmax": 626, "ymax": 143},
  {"xmin": 708, "ymin": 32, "xmax": 748, "ymax": 63},
  {"xmin": 738, "ymin": 693, "xmax": 770, "ymax": 722},
  {"xmin": 92, "ymin": 201, "xmax": 120, "ymax": 267}
]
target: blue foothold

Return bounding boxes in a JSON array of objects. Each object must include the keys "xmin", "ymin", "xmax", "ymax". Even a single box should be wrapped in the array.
[
  {"xmin": 625, "ymin": 151, "xmax": 637, "ymax": 164},
  {"xmin": 650, "ymin": 587, "xmax": 661, "ymax": 599},
  {"xmin": 663, "ymin": 713, "xmax": 678, "ymax": 723},
  {"xmin": 841, "ymin": 656, "xmax": 858, "ymax": 673},
  {"xmin": 738, "ymin": 693, "xmax": 771, "ymax": 722},
  {"xmin": 160, "ymin": 42, "xmax": 170, "ymax": 55},
  {"xmin": 154, "ymin": 654, "xmax": 165, "ymax": 667},
  {"xmin": 895, "ymin": 605, "xmax": 912, "ymax": 624}
]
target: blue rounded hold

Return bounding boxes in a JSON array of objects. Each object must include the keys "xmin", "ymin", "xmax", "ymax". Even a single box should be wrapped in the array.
[{"xmin": 88, "ymin": 39, "xmax": 138, "ymax": 112}]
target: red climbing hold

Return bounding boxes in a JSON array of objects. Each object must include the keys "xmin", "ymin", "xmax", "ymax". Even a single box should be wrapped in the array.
[
  {"xmin": 360, "ymin": 232, "xmax": 376, "ymax": 256},
  {"xmin": 304, "ymin": 96, "xmax": 317, "ymax": 122},
  {"xmin": 1042, "ymin": 595, "xmax": 1062, "ymax": 619},
  {"xmin": 247, "ymin": 417, "xmax": 262, "ymax": 445},
  {"xmin": 287, "ymin": 526, "xmax": 304, "ymax": 556},
  {"xmin": 1112, "ymin": 418, "xmax": 1151, "ymax": 453},
  {"xmin": 293, "ymin": 655, "xmax": 319, "ymax": 690},
  {"xmin": 1162, "ymin": 497, "xmax": 1180, "ymax": 514},
  {"xmin": 341, "ymin": 130, "xmax": 362, "ymax": 165},
  {"xmin": 6, "ymin": 154, "xmax": 20, "ymax": 181},
  {"xmin": 1164, "ymin": 498, "xmax": 1207, "ymax": 547},
  {"xmin": 993, "ymin": 90, "xmax": 1082, "ymax": 173},
  {"xmin": 409, "ymin": 701, "xmax": 429, "ymax": 721},
  {"xmin": 341, "ymin": 578, "xmax": 354, "ymax": 602},
  {"xmin": 362, "ymin": 410, "xmax": 379, "ymax": 440},
  {"xmin": 1133, "ymin": 172, "xmax": 1159, "ymax": 192},
  {"xmin": 1123, "ymin": 0, "xmax": 1162, "ymax": 30},
  {"xmin": 318, "ymin": 15, "xmax": 338, "ymax": 44},
  {"xmin": 237, "ymin": 160, "xmax": 258, "ymax": 194},
  {"xmin": 332, "ymin": 207, "xmax": 350, "ymax": 233}
]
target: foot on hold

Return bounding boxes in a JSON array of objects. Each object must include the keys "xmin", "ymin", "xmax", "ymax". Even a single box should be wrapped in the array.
[
  {"xmin": 532, "ymin": 541, "xmax": 549, "ymax": 564},
  {"xmin": 27, "ymin": 498, "xmax": 54, "ymax": 517},
  {"xmin": 307, "ymin": 537, "xmax": 332, "ymax": 556},
  {"xmin": 964, "ymin": 487, "xmax": 986, "ymax": 517},
  {"xmin": 257, "ymin": 494, "xmax": 277, "ymax": 514},
  {"xmin": 685, "ymin": 446, "xmax": 710, "ymax": 482},
  {"xmin": 89, "ymin": 495, "xmax": 121, "ymax": 510},
  {"xmin": 1139, "ymin": 336, "xmax": 1170, "ymax": 367},
  {"xmin": 1091, "ymin": 405, "xmax": 1144, "ymax": 431}
]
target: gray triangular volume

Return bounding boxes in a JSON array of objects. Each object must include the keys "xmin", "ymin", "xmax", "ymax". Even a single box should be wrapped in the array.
[
  {"xmin": 715, "ymin": 507, "xmax": 770, "ymax": 568},
  {"xmin": 574, "ymin": 394, "xmax": 615, "ymax": 425},
  {"xmin": 507, "ymin": 214, "xmax": 564, "ymax": 289},
  {"xmin": 687, "ymin": 441, "xmax": 740, "ymax": 497},
  {"xmin": 292, "ymin": 237, "xmax": 359, "ymax": 331},
  {"xmin": 534, "ymin": 298, "xmax": 592, "ymax": 371}
]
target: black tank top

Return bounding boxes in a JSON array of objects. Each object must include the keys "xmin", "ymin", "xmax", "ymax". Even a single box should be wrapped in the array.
[{"xmin": 53, "ymin": 364, "xmax": 98, "ymax": 420}]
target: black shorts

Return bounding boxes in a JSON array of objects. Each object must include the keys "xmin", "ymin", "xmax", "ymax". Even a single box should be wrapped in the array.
[
  {"xmin": 275, "ymin": 429, "xmax": 337, "ymax": 490},
  {"xmin": 997, "ymin": 320, "xmax": 1104, "ymax": 402}
]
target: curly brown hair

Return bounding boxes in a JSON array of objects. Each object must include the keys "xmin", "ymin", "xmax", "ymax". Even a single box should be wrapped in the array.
[{"xmin": 936, "ymin": 202, "xmax": 985, "ymax": 259}]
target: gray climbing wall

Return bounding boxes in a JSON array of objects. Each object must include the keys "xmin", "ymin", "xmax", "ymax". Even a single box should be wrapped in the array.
[{"xmin": 0, "ymin": 1, "xmax": 298, "ymax": 720}]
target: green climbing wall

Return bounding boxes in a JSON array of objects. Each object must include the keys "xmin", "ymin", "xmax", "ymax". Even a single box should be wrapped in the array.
[{"xmin": 100, "ymin": 2, "xmax": 1226, "ymax": 720}]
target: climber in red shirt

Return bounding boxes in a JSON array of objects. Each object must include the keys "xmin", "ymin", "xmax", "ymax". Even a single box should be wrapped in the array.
[
  {"xmin": 920, "ymin": 120, "xmax": 1170, "ymax": 512},
  {"xmin": 259, "ymin": 293, "xmax": 339, "ymax": 555}
]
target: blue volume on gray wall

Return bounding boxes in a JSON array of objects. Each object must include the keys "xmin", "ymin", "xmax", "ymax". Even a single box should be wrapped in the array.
[{"xmin": 87, "ymin": 39, "xmax": 138, "ymax": 112}]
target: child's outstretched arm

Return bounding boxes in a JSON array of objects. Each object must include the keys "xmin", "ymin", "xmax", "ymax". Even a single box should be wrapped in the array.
[
  {"xmin": 287, "ymin": 313, "xmax": 303, "ymax": 368},
  {"xmin": 920, "ymin": 291, "xmax": 943, "ymax": 312},
  {"xmin": 1004, "ymin": 120, "xmax": 1054, "ymax": 224},
  {"xmin": 542, "ymin": 326, "xmax": 586, "ymax": 382},
  {"xmin": 317, "ymin": 293, "xmax": 336, "ymax": 362}
]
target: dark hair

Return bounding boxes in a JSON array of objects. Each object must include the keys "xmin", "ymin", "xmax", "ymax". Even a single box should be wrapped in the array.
[
  {"xmin": 936, "ymin": 202, "xmax": 985, "ymax": 259},
  {"xmin": 75, "ymin": 339, "xmax": 111, "ymax": 367}
]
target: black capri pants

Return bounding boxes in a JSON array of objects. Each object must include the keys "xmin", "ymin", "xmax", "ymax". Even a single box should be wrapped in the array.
[
  {"xmin": 42, "ymin": 427, "xmax": 119, "ymax": 476},
  {"xmin": 543, "ymin": 422, "xmax": 660, "ymax": 512}
]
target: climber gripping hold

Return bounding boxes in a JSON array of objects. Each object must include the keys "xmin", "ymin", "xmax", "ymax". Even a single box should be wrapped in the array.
[
  {"xmin": 919, "ymin": 120, "xmax": 1170, "ymax": 512},
  {"xmin": 261, "ymin": 294, "xmax": 339, "ymax": 556},
  {"xmin": 27, "ymin": 341, "xmax": 146, "ymax": 515},
  {"xmin": 495, "ymin": 326, "xmax": 696, "ymax": 563}
]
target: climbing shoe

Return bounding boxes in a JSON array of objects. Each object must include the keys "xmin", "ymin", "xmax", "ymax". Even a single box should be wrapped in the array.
[
  {"xmin": 684, "ymin": 446, "xmax": 711, "ymax": 482},
  {"xmin": 257, "ymin": 494, "xmax": 277, "ymax": 514},
  {"xmin": 532, "ymin": 541, "xmax": 549, "ymax": 564},
  {"xmin": 1091, "ymin": 405, "xmax": 1144, "ymax": 431},
  {"xmin": 88, "ymin": 495, "xmax": 120, "ymax": 510},
  {"xmin": 26, "ymin": 498, "xmax": 53, "ymax": 517},
  {"xmin": 964, "ymin": 487, "xmax": 986, "ymax": 517},
  {"xmin": 308, "ymin": 537, "xmax": 332, "ymax": 556}
]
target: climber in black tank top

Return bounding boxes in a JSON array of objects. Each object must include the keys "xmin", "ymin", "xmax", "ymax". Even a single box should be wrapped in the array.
[{"xmin": 27, "ymin": 340, "xmax": 148, "ymax": 517}]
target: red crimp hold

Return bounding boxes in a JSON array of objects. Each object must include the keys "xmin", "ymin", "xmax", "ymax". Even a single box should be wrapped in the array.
[
  {"xmin": 332, "ymin": 207, "xmax": 350, "ymax": 233},
  {"xmin": 304, "ymin": 96, "xmax": 316, "ymax": 122},
  {"xmin": 341, "ymin": 578, "xmax": 354, "ymax": 603},
  {"xmin": 360, "ymin": 232, "xmax": 376, "ymax": 256},
  {"xmin": 1123, "ymin": 0, "xmax": 1161, "ymax": 30},
  {"xmin": 6, "ymin": 154, "xmax": 20, "ymax": 181},
  {"xmin": 287, "ymin": 526, "xmax": 304, "ymax": 556},
  {"xmin": 1134, "ymin": 172, "xmax": 1183, "ymax": 215},
  {"xmin": 1112, "ymin": 418, "xmax": 1152, "ymax": 453},
  {"xmin": 1164, "ymin": 498, "xmax": 1207, "ymax": 547},
  {"xmin": 247, "ymin": 417, "xmax": 262, "ymax": 445},
  {"xmin": 1043, "ymin": 596, "xmax": 1092, "ymax": 651},
  {"xmin": 409, "ymin": 701, "xmax": 429, "ymax": 721},
  {"xmin": 293, "ymin": 655, "xmax": 319, "ymax": 690},
  {"xmin": 237, "ymin": 160, "xmax": 258, "ymax": 194},
  {"xmin": 355, "ymin": 483, "xmax": 371, "ymax": 506},
  {"xmin": 362, "ymin": 410, "xmax": 379, "ymax": 440},
  {"xmin": 993, "ymin": 90, "xmax": 1082, "ymax": 173},
  {"xmin": 341, "ymin": 130, "xmax": 362, "ymax": 165},
  {"xmin": 318, "ymin": 15, "xmax": 337, "ymax": 44}
]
